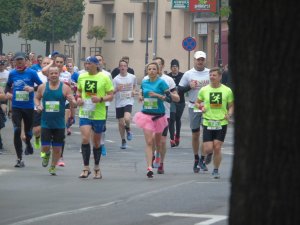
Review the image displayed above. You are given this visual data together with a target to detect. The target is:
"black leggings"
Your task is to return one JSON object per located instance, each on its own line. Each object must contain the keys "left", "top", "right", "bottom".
{"left": 169, "top": 102, "right": 185, "bottom": 140}
{"left": 12, "top": 108, "right": 34, "bottom": 160}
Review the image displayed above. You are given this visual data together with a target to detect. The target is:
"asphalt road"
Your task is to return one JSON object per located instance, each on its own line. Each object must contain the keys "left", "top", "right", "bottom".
{"left": 0, "top": 99, "right": 234, "bottom": 225}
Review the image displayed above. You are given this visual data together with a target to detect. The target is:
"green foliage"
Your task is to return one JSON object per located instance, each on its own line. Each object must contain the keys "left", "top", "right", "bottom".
{"left": 0, "top": 0, "right": 22, "bottom": 34}
{"left": 87, "top": 26, "right": 107, "bottom": 48}
{"left": 19, "top": 0, "right": 85, "bottom": 42}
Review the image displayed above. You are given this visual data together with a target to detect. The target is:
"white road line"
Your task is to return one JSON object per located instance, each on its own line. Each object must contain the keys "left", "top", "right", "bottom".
{"left": 0, "top": 169, "right": 13, "bottom": 175}
{"left": 149, "top": 212, "right": 227, "bottom": 225}
{"left": 7, "top": 201, "right": 122, "bottom": 225}
{"left": 7, "top": 180, "right": 196, "bottom": 225}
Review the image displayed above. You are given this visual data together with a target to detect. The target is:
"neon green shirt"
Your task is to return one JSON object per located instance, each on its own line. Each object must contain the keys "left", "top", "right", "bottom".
{"left": 77, "top": 72, "right": 114, "bottom": 120}
{"left": 198, "top": 84, "right": 234, "bottom": 126}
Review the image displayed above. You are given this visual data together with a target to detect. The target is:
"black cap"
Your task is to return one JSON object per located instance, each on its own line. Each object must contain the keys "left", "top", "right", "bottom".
{"left": 0, "top": 60, "right": 6, "bottom": 65}
{"left": 170, "top": 59, "right": 179, "bottom": 67}
{"left": 14, "top": 52, "right": 26, "bottom": 60}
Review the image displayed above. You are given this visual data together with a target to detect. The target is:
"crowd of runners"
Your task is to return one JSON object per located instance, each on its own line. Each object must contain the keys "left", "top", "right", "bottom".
{"left": 0, "top": 50, "right": 234, "bottom": 179}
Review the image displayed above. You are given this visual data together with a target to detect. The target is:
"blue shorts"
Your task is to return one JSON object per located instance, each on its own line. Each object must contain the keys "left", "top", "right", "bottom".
{"left": 79, "top": 118, "right": 105, "bottom": 134}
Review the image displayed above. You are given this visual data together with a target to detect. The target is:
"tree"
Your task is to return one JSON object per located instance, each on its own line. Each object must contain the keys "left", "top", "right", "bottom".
{"left": 87, "top": 26, "right": 107, "bottom": 48}
{"left": 0, "top": 0, "right": 22, "bottom": 54}
{"left": 19, "top": 0, "right": 85, "bottom": 56}
{"left": 229, "top": 1, "right": 300, "bottom": 225}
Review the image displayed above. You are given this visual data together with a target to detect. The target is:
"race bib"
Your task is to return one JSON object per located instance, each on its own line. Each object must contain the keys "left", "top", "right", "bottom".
{"left": 81, "top": 99, "right": 96, "bottom": 118}
{"left": 45, "top": 101, "right": 59, "bottom": 112}
{"left": 207, "top": 120, "right": 222, "bottom": 130}
{"left": 144, "top": 98, "right": 158, "bottom": 109}
{"left": 15, "top": 91, "right": 29, "bottom": 101}
{"left": 120, "top": 91, "right": 132, "bottom": 100}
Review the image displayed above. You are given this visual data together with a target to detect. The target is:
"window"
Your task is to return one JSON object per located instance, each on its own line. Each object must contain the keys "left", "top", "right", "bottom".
{"left": 128, "top": 14, "right": 134, "bottom": 40}
{"left": 64, "top": 45, "right": 75, "bottom": 59}
{"left": 165, "top": 12, "right": 171, "bottom": 38}
{"left": 88, "top": 14, "right": 94, "bottom": 30}
{"left": 81, "top": 47, "right": 86, "bottom": 60}
{"left": 123, "top": 13, "right": 134, "bottom": 41}
{"left": 141, "top": 12, "right": 152, "bottom": 41}
{"left": 105, "top": 13, "right": 116, "bottom": 40}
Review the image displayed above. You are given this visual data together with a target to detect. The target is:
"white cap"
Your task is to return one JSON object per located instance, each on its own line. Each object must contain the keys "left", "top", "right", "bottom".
{"left": 194, "top": 51, "right": 206, "bottom": 59}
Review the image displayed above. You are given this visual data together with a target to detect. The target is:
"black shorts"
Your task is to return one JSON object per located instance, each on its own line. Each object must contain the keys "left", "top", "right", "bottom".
{"left": 33, "top": 110, "right": 42, "bottom": 127}
{"left": 203, "top": 125, "right": 227, "bottom": 142}
{"left": 65, "top": 103, "right": 70, "bottom": 109}
{"left": 162, "top": 118, "right": 170, "bottom": 137}
{"left": 116, "top": 105, "right": 132, "bottom": 119}
{"left": 41, "top": 128, "right": 65, "bottom": 146}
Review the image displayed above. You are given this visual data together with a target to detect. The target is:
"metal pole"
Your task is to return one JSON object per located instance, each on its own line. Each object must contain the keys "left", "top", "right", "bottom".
{"left": 52, "top": 4, "right": 54, "bottom": 52}
{"left": 218, "top": 0, "right": 222, "bottom": 67}
{"left": 145, "top": 0, "right": 149, "bottom": 66}
{"left": 153, "top": 0, "right": 158, "bottom": 59}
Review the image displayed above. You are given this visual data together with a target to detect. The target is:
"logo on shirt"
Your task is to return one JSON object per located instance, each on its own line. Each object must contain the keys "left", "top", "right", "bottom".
{"left": 209, "top": 92, "right": 222, "bottom": 108}
{"left": 84, "top": 80, "right": 97, "bottom": 95}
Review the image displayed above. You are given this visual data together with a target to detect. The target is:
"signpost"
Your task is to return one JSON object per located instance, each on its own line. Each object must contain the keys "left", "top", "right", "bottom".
{"left": 182, "top": 36, "right": 197, "bottom": 70}
{"left": 172, "top": 0, "right": 189, "bottom": 9}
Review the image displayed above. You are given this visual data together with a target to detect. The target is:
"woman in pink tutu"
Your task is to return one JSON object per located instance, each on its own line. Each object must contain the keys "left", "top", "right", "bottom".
{"left": 133, "top": 62, "right": 171, "bottom": 178}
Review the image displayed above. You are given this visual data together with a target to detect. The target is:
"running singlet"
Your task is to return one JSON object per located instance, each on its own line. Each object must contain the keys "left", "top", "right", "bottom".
{"left": 198, "top": 84, "right": 234, "bottom": 127}
{"left": 41, "top": 82, "right": 66, "bottom": 129}
{"left": 77, "top": 72, "right": 114, "bottom": 120}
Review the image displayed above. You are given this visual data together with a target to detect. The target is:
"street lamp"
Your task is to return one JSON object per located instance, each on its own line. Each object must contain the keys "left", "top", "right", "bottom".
{"left": 145, "top": 0, "right": 150, "bottom": 65}
{"left": 218, "top": 0, "right": 222, "bottom": 68}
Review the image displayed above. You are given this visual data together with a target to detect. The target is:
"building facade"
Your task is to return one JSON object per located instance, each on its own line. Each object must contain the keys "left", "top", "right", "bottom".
{"left": 56, "top": 0, "right": 229, "bottom": 81}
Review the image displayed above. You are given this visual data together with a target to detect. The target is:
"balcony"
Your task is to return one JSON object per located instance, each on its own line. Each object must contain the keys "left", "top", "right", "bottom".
{"left": 89, "top": 0, "right": 114, "bottom": 4}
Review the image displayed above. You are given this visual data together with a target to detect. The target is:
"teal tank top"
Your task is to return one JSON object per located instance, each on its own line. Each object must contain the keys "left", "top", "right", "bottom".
{"left": 41, "top": 82, "right": 66, "bottom": 129}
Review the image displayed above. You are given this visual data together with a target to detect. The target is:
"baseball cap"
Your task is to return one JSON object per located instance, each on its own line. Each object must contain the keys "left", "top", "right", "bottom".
{"left": 0, "top": 60, "right": 6, "bottom": 65}
{"left": 85, "top": 56, "right": 99, "bottom": 65}
{"left": 51, "top": 51, "right": 59, "bottom": 56}
{"left": 194, "top": 51, "right": 206, "bottom": 59}
{"left": 14, "top": 52, "right": 26, "bottom": 60}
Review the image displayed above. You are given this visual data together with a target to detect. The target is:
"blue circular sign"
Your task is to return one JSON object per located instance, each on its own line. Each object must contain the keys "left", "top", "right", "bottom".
{"left": 182, "top": 37, "right": 197, "bottom": 51}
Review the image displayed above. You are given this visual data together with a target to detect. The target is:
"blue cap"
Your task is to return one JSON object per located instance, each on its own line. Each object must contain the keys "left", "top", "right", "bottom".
{"left": 51, "top": 51, "right": 59, "bottom": 56}
{"left": 85, "top": 56, "right": 99, "bottom": 65}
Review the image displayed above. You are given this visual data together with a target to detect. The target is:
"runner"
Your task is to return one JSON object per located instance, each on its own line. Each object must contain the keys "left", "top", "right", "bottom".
{"left": 5, "top": 52, "right": 42, "bottom": 167}
{"left": 133, "top": 62, "right": 171, "bottom": 178}
{"left": 195, "top": 67, "right": 234, "bottom": 178}
{"left": 178, "top": 51, "right": 210, "bottom": 173}
{"left": 113, "top": 59, "right": 137, "bottom": 149}
{"left": 35, "top": 66, "right": 76, "bottom": 175}
{"left": 76, "top": 56, "right": 113, "bottom": 179}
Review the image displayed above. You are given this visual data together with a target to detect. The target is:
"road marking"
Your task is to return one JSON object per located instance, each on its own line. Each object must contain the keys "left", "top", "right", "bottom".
{"left": 149, "top": 212, "right": 227, "bottom": 225}
{"left": 0, "top": 169, "right": 13, "bottom": 175}
{"left": 6, "top": 181, "right": 196, "bottom": 225}
{"left": 7, "top": 201, "right": 123, "bottom": 225}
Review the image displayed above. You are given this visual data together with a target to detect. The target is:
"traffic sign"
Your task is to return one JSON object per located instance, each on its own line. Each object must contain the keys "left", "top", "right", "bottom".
{"left": 182, "top": 36, "right": 196, "bottom": 51}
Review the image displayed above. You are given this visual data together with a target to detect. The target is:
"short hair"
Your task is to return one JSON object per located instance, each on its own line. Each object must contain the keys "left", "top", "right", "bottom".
{"left": 122, "top": 56, "right": 129, "bottom": 60}
{"left": 153, "top": 57, "right": 165, "bottom": 66}
{"left": 209, "top": 67, "right": 222, "bottom": 75}
{"left": 119, "top": 59, "right": 128, "bottom": 66}
{"left": 146, "top": 62, "right": 159, "bottom": 72}
{"left": 54, "top": 54, "right": 65, "bottom": 62}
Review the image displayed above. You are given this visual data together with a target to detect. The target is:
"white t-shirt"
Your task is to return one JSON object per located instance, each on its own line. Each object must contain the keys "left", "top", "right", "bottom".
{"left": 179, "top": 67, "right": 210, "bottom": 108}
{"left": 102, "top": 69, "right": 113, "bottom": 107}
{"left": 143, "top": 74, "right": 176, "bottom": 118}
{"left": 113, "top": 73, "right": 137, "bottom": 108}
{"left": 0, "top": 70, "right": 9, "bottom": 90}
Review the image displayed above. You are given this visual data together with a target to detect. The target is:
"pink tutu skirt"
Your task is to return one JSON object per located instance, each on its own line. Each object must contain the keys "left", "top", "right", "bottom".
{"left": 133, "top": 112, "right": 168, "bottom": 133}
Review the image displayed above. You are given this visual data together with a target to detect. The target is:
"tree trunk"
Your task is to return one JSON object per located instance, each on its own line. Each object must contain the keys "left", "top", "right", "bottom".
{"left": 46, "top": 41, "right": 50, "bottom": 57}
{"left": 0, "top": 33, "right": 3, "bottom": 55}
{"left": 229, "top": 1, "right": 300, "bottom": 225}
